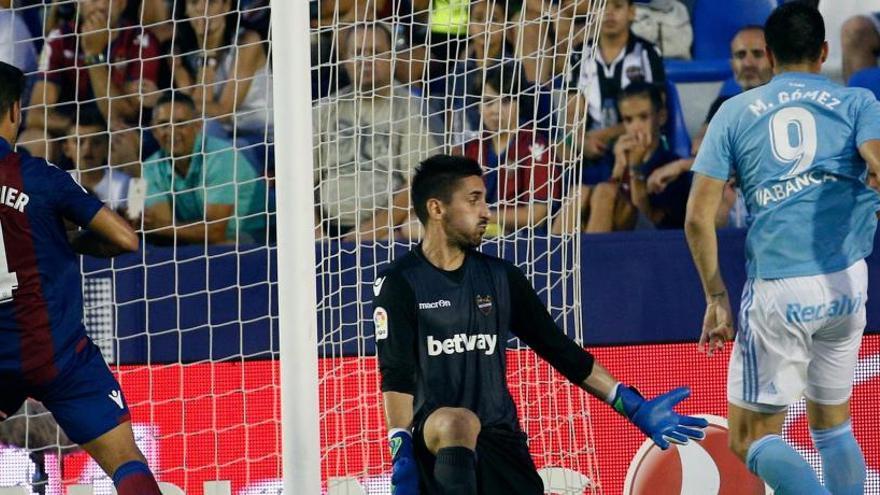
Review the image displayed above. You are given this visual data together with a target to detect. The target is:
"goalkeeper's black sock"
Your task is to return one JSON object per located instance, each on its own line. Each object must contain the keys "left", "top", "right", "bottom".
{"left": 434, "top": 446, "right": 477, "bottom": 495}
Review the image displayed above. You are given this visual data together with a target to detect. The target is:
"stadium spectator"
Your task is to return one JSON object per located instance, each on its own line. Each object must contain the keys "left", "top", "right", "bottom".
{"left": 416, "top": 0, "right": 469, "bottom": 62}
{"left": 680, "top": 26, "right": 772, "bottom": 230}
{"left": 141, "top": 0, "right": 175, "bottom": 44}
{"left": 449, "top": 0, "right": 526, "bottom": 145}
{"left": 172, "top": 0, "right": 274, "bottom": 170}
{"left": 511, "top": 0, "right": 592, "bottom": 84}
{"left": 312, "top": 23, "right": 435, "bottom": 241}
{"left": 610, "top": 81, "right": 690, "bottom": 230}
{"left": 63, "top": 107, "right": 131, "bottom": 212}
{"left": 841, "top": 12, "right": 880, "bottom": 83}
{"left": 554, "top": 82, "right": 689, "bottom": 233}
{"left": 393, "top": 23, "right": 446, "bottom": 142}
{"left": 19, "top": 0, "right": 160, "bottom": 163}
{"left": 691, "top": 26, "right": 773, "bottom": 152}
{"left": 142, "top": 92, "right": 268, "bottom": 245}
{"left": 463, "top": 66, "right": 557, "bottom": 234}
{"left": 569, "top": 0, "right": 665, "bottom": 161}
{"left": 0, "top": 0, "right": 38, "bottom": 75}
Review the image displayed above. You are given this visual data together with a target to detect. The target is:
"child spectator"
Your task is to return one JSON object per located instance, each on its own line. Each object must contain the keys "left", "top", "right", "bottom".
{"left": 568, "top": 0, "right": 665, "bottom": 160}
{"left": 463, "top": 66, "right": 557, "bottom": 234}
{"left": 555, "top": 82, "right": 689, "bottom": 233}
{"left": 63, "top": 107, "right": 131, "bottom": 212}
{"left": 449, "top": 0, "right": 526, "bottom": 145}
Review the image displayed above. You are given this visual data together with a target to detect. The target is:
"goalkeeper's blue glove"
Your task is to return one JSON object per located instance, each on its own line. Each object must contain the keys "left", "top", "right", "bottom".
{"left": 611, "top": 385, "right": 708, "bottom": 450}
{"left": 389, "top": 429, "right": 419, "bottom": 495}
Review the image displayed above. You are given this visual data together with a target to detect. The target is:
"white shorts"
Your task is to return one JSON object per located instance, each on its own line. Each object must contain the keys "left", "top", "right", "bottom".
{"left": 728, "top": 260, "right": 867, "bottom": 413}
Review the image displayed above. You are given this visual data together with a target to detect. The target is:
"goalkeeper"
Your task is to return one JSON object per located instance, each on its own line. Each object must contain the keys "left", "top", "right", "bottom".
{"left": 374, "top": 155, "right": 708, "bottom": 495}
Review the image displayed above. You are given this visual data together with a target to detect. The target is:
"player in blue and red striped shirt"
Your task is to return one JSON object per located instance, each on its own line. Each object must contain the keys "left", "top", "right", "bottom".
{"left": 0, "top": 61, "right": 160, "bottom": 493}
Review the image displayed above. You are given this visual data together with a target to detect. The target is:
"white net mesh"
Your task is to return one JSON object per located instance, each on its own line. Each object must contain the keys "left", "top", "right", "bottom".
{"left": 312, "top": 0, "right": 606, "bottom": 492}
{"left": 1, "top": 0, "right": 609, "bottom": 492}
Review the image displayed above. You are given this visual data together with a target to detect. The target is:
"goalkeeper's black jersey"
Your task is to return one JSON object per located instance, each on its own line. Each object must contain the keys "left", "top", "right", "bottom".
{"left": 374, "top": 245, "right": 594, "bottom": 431}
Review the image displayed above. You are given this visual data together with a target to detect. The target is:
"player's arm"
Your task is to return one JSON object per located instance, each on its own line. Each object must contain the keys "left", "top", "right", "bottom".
{"left": 46, "top": 162, "right": 138, "bottom": 256}
{"left": 374, "top": 273, "right": 419, "bottom": 494}
{"left": 504, "top": 264, "right": 707, "bottom": 449}
{"left": 858, "top": 139, "right": 880, "bottom": 179}
{"left": 70, "top": 207, "right": 139, "bottom": 257}
{"left": 685, "top": 174, "right": 734, "bottom": 354}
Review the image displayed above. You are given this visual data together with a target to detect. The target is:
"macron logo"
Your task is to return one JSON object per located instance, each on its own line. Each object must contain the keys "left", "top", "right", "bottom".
{"left": 427, "top": 334, "right": 497, "bottom": 356}
{"left": 108, "top": 390, "right": 125, "bottom": 410}
{"left": 373, "top": 277, "right": 386, "bottom": 297}
{"left": 418, "top": 299, "right": 452, "bottom": 310}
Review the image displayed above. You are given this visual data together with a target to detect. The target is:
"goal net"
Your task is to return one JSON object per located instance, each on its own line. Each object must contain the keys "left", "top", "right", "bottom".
{"left": 310, "top": 0, "right": 604, "bottom": 493}
{"left": 4, "top": 0, "right": 604, "bottom": 492}
{"left": 2, "top": 0, "right": 280, "bottom": 493}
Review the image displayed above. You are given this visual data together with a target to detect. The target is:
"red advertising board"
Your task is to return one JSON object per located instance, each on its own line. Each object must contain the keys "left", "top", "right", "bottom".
{"left": 2, "top": 336, "right": 877, "bottom": 494}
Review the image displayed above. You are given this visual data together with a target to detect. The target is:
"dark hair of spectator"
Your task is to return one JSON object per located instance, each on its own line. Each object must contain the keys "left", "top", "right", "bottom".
{"left": 62, "top": 0, "right": 141, "bottom": 25}
{"left": 74, "top": 106, "right": 108, "bottom": 130}
{"left": 482, "top": 63, "right": 534, "bottom": 119}
{"left": 764, "top": 3, "right": 825, "bottom": 65}
{"left": 0, "top": 61, "right": 25, "bottom": 120}
{"left": 172, "top": 0, "right": 244, "bottom": 65}
{"left": 412, "top": 155, "right": 484, "bottom": 224}
{"left": 155, "top": 91, "right": 197, "bottom": 112}
{"left": 619, "top": 81, "right": 664, "bottom": 113}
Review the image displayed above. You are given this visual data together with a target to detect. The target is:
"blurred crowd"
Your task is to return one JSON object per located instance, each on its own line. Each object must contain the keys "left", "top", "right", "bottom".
{"left": 1, "top": 0, "right": 272, "bottom": 245}
{"left": 2, "top": 0, "right": 880, "bottom": 245}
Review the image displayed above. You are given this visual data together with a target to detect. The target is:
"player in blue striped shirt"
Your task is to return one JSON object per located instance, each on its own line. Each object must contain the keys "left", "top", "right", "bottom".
{"left": 0, "top": 62, "right": 161, "bottom": 493}
{"left": 686, "top": 5, "right": 880, "bottom": 494}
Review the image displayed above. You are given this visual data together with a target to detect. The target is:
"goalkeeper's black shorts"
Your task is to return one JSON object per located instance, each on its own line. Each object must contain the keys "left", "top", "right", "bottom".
{"left": 413, "top": 415, "right": 545, "bottom": 495}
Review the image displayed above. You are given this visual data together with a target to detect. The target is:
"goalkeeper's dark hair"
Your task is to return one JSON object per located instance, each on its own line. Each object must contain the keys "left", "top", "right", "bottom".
{"left": 764, "top": 2, "right": 825, "bottom": 66}
{"left": 412, "top": 155, "right": 484, "bottom": 224}
{"left": 0, "top": 61, "right": 25, "bottom": 120}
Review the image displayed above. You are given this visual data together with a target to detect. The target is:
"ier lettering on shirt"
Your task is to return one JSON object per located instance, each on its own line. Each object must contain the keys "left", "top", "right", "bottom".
{"left": 0, "top": 185, "right": 30, "bottom": 212}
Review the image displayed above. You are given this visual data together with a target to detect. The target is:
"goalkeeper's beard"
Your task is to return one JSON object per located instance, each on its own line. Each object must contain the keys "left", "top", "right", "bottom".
{"left": 443, "top": 221, "right": 486, "bottom": 250}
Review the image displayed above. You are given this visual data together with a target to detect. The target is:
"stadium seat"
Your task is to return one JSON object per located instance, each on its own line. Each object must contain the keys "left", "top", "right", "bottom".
{"left": 665, "top": 0, "right": 778, "bottom": 83}
{"left": 848, "top": 67, "right": 880, "bottom": 100}
{"left": 718, "top": 76, "right": 742, "bottom": 98}
{"left": 663, "top": 80, "right": 692, "bottom": 158}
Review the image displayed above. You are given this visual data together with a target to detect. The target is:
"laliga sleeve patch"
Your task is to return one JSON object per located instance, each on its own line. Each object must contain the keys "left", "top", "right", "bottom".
{"left": 374, "top": 306, "right": 389, "bottom": 340}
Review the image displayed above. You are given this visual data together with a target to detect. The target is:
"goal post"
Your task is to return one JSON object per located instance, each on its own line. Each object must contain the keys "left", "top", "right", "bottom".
{"left": 271, "top": 1, "right": 321, "bottom": 495}
{"left": 304, "top": 0, "right": 606, "bottom": 492}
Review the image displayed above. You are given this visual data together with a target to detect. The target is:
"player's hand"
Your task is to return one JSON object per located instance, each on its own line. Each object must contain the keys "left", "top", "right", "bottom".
{"left": 389, "top": 430, "right": 419, "bottom": 495}
{"left": 699, "top": 291, "right": 734, "bottom": 356}
{"left": 612, "top": 385, "right": 708, "bottom": 450}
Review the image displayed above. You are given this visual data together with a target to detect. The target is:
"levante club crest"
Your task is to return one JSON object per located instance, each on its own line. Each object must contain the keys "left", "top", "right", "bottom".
{"left": 475, "top": 295, "right": 493, "bottom": 315}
